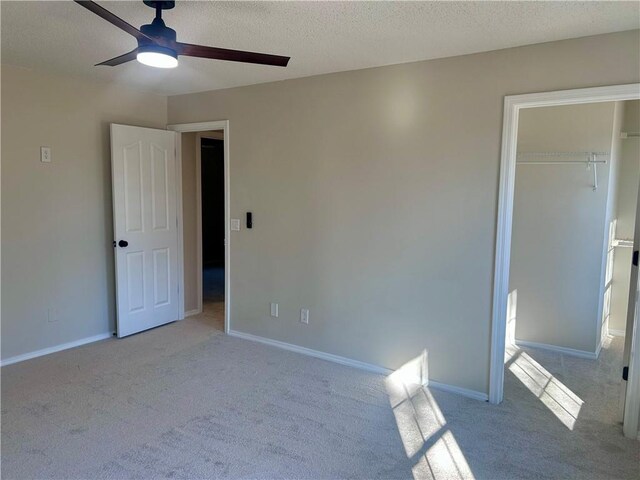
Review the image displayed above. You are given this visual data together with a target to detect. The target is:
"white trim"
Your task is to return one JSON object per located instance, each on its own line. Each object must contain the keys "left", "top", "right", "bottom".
{"left": 490, "top": 84, "right": 640, "bottom": 405}
{"left": 184, "top": 308, "right": 201, "bottom": 318}
{"left": 167, "top": 120, "right": 231, "bottom": 334}
{"left": 168, "top": 121, "right": 226, "bottom": 133}
{"left": 228, "top": 329, "right": 488, "bottom": 401}
{"left": 428, "top": 380, "right": 489, "bottom": 402}
{"left": 595, "top": 336, "right": 604, "bottom": 359}
{"left": 608, "top": 328, "right": 626, "bottom": 337}
{"left": 515, "top": 339, "right": 597, "bottom": 360}
{"left": 0, "top": 333, "right": 112, "bottom": 367}
{"left": 175, "top": 132, "right": 185, "bottom": 320}
{"left": 224, "top": 127, "right": 230, "bottom": 334}
{"left": 195, "top": 133, "right": 203, "bottom": 315}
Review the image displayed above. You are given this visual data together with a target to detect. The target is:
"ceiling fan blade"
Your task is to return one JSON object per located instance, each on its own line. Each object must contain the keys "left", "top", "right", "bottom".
{"left": 96, "top": 49, "right": 139, "bottom": 67}
{"left": 177, "top": 43, "right": 290, "bottom": 67}
{"left": 74, "top": 1, "right": 153, "bottom": 42}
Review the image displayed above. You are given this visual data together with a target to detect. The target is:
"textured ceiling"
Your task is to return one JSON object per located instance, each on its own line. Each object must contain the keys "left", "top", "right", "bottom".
{"left": 2, "top": 1, "right": 638, "bottom": 96}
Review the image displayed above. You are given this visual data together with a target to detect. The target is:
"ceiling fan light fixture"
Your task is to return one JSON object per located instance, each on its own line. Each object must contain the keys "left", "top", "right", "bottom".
{"left": 75, "top": 1, "right": 290, "bottom": 68}
{"left": 136, "top": 45, "right": 178, "bottom": 68}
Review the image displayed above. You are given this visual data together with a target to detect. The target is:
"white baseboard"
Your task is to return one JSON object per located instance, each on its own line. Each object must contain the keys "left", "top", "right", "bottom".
{"left": 184, "top": 309, "right": 201, "bottom": 318}
{"left": 228, "top": 329, "right": 488, "bottom": 401}
{"left": 595, "top": 337, "right": 603, "bottom": 359}
{"left": 428, "top": 380, "right": 489, "bottom": 402}
{"left": 608, "top": 328, "right": 626, "bottom": 337}
{"left": 515, "top": 339, "right": 597, "bottom": 359}
{"left": 1, "top": 332, "right": 113, "bottom": 367}
{"left": 228, "top": 329, "right": 392, "bottom": 375}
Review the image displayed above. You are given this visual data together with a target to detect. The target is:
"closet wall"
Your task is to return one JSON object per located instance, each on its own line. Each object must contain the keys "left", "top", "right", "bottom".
{"left": 609, "top": 101, "right": 640, "bottom": 336}
{"left": 509, "top": 102, "right": 617, "bottom": 353}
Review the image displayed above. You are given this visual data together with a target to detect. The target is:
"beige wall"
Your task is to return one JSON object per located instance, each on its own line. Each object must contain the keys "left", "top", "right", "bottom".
{"left": 168, "top": 31, "right": 640, "bottom": 394}
{"left": 1, "top": 65, "right": 167, "bottom": 360}
{"left": 617, "top": 101, "right": 640, "bottom": 239}
{"left": 181, "top": 132, "right": 198, "bottom": 313}
{"left": 510, "top": 102, "right": 616, "bottom": 352}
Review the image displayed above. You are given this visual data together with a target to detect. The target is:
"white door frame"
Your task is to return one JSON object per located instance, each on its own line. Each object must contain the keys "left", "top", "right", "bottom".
{"left": 489, "top": 84, "right": 640, "bottom": 420}
{"left": 167, "top": 121, "right": 230, "bottom": 334}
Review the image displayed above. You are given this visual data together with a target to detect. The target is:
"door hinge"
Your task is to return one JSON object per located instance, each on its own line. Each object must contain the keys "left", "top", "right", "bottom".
{"left": 623, "top": 366, "right": 629, "bottom": 381}
{"left": 633, "top": 250, "right": 638, "bottom": 267}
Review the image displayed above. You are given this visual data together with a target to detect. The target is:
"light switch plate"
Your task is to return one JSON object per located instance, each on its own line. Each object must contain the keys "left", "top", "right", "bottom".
{"left": 270, "top": 303, "right": 279, "bottom": 318}
{"left": 231, "top": 219, "right": 241, "bottom": 231}
{"left": 47, "top": 307, "right": 59, "bottom": 323}
{"left": 40, "top": 146, "right": 52, "bottom": 163}
{"left": 300, "top": 308, "right": 309, "bottom": 324}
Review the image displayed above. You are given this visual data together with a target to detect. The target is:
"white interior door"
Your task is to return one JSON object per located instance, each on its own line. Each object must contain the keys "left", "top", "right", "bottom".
{"left": 111, "top": 124, "right": 178, "bottom": 337}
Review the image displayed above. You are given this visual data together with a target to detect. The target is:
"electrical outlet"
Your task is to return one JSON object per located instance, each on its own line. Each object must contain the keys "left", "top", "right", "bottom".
{"left": 47, "top": 308, "right": 59, "bottom": 323}
{"left": 40, "top": 146, "right": 52, "bottom": 163}
{"left": 300, "top": 308, "right": 309, "bottom": 324}
{"left": 270, "top": 302, "right": 279, "bottom": 318}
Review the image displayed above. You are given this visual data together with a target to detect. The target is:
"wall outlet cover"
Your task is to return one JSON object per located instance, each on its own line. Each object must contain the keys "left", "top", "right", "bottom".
{"left": 47, "top": 308, "right": 60, "bottom": 323}
{"left": 40, "top": 146, "right": 52, "bottom": 163}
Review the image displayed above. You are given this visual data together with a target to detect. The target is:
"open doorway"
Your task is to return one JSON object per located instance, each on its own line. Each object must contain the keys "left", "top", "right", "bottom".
{"left": 489, "top": 85, "right": 640, "bottom": 440}
{"left": 503, "top": 100, "right": 639, "bottom": 436}
{"left": 200, "top": 133, "right": 225, "bottom": 329}
{"left": 168, "top": 120, "right": 230, "bottom": 334}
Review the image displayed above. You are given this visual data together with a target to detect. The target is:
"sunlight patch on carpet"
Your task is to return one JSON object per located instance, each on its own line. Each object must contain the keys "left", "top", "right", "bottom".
{"left": 385, "top": 351, "right": 475, "bottom": 480}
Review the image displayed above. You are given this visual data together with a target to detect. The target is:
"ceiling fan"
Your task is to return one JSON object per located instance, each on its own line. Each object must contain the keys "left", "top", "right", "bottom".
{"left": 74, "top": 0, "right": 290, "bottom": 69}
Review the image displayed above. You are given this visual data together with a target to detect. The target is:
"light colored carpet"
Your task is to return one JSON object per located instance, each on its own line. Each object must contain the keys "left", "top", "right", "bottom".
{"left": 1, "top": 306, "right": 638, "bottom": 479}
{"left": 199, "top": 300, "right": 225, "bottom": 332}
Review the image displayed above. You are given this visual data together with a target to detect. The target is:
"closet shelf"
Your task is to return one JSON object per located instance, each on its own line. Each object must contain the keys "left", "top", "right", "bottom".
{"left": 613, "top": 239, "right": 634, "bottom": 248}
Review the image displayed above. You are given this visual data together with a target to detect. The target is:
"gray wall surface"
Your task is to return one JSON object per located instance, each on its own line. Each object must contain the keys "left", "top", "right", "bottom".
{"left": 181, "top": 132, "right": 198, "bottom": 314}
{"left": 168, "top": 31, "right": 640, "bottom": 394}
{"left": 1, "top": 66, "right": 168, "bottom": 360}
{"left": 510, "top": 102, "right": 616, "bottom": 353}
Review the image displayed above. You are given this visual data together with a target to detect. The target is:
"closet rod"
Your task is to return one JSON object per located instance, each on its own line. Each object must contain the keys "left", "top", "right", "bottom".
{"left": 515, "top": 152, "right": 609, "bottom": 191}
{"left": 516, "top": 151, "right": 609, "bottom": 158}
{"left": 516, "top": 152, "right": 608, "bottom": 164}
{"left": 515, "top": 159, "right": 607, "bottom": 164}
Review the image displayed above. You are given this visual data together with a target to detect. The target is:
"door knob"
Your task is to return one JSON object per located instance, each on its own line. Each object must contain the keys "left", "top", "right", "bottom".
{"left": 118, "top": 240, "right": 129, "bottom": 248}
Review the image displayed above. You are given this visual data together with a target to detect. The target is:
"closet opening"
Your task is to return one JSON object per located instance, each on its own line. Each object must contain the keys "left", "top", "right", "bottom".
{"left": 502, "top": 99, "right": 639, "bottom": 436}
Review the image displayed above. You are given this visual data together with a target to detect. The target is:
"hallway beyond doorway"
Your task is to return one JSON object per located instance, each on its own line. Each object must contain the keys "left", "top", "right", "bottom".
{"left": 203, "top": 266, "right": 224, "bottom": 303}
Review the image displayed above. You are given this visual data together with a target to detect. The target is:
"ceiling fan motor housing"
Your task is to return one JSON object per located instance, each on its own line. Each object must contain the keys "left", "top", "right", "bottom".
{"left": 140, "top": 18, "right": 176, "bottom": 43}
{"left": 142, "top": 1, "right": 175, "bottom": 11}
